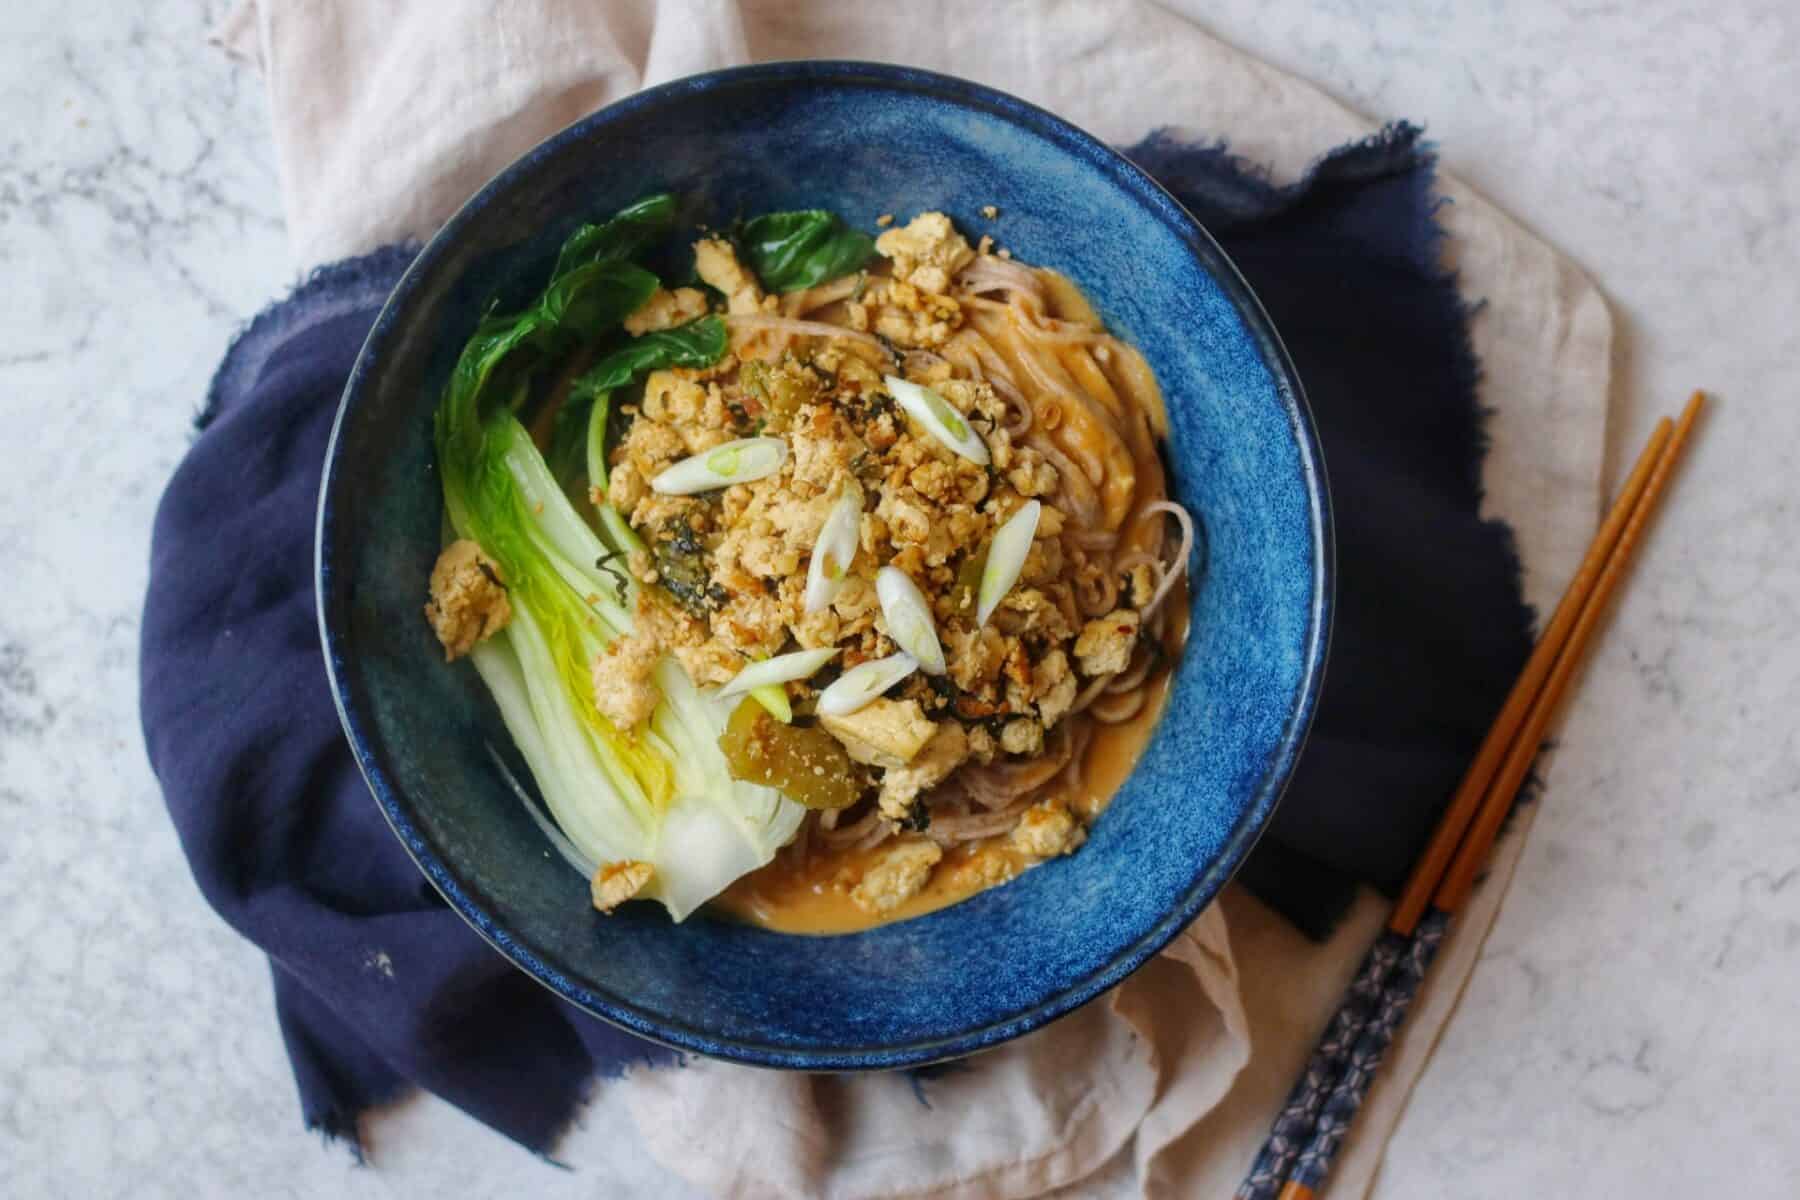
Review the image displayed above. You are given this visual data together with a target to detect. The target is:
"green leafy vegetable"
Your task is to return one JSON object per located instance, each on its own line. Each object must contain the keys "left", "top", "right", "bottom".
{"left": 440, "top": 258, "right": 658, "bottom": 460}
{"left": 579, "top": 317, "right": 729, "bottom": 395}
{"left": 576, "top": 316, "right": 730, "bottom": 553}
{"left": 434, "top": 202, "right": 802, "bottom": 922}
{"left": 548, "top": 316, "right": 728, "bottom": 487}
{"left": 738, "top": 209, "right": 875, "bottom": 293}
{"left": 551, "top": 193, "right": 677, "bottom": 280}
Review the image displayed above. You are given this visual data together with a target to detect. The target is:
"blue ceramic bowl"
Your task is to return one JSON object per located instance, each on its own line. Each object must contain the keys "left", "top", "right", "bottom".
{"left": 318, "top": 62, "right": 1331, "bottom": 1070}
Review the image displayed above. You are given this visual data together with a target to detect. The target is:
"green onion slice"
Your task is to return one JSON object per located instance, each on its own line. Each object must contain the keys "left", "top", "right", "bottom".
{"left": 875, "top": 566, "right": 947, "bottom": 675}
{"left": 817, "top": 652, "right": 920, "bottom": 717}
{"left": 883, "top": 375, "right": 990, "bottom": 465}
{"left": 718, "top": 647, "right": 841, "bottom": 700}
{"left": 804, "top": 480, "right": 864, "bottom": 614}
{"left": 976, "top": 500, "right": 1041, "bottom": 627}
{"left": 651, "top": 437, "right": 788, "bottom": 495}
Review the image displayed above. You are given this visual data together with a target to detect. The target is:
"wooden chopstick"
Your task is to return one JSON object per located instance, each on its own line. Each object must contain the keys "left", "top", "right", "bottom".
{"left": 1268, "top": 391, "right": 1705, "bottom": 1200}
{"left": 1432, "top": 390, "right": 1703, "bottom": 912}
{"left": 1385, "top": 414, "right": 1673, "bottom": 934}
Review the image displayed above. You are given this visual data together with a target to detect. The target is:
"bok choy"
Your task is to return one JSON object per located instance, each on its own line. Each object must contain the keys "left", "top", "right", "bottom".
{"left": 737, "top": 209, "right": 876, "bottom": 292}
{"left": 434, "top": 196, "right": 805, "bottom": 921}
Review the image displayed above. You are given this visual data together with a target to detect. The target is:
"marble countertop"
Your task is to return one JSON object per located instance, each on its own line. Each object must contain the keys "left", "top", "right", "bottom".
{"left": 6, "top": 1, "right": 1797, "bottom": 1196}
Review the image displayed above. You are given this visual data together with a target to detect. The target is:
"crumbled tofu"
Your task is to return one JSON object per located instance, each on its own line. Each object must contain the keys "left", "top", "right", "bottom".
{"left": 693, "top": 236, "right": 766, "bottom": 315}
{"left": 1075, "top": 609, "right": 1141, "bottom": 677}
{"left": 591, "top": 631, "right": 662, "bottom": 729}
{"left": 1000, "top": 718, "right": 1045, "bottom": 756}
{"left": 1127, "top": 562, "right": 1158, "bottom": 609}
{"left": 424, "top": 539, "right": 511, "bottom": 661}
{"left": 606, "top": 461, "right": 647, "bottom": 512}
{"left": 869, "top": 281, "right": 964, "bottom": 347}
{"left": 624, "top": 286, "right": 710, "bottom": 335}
{"left": 1033, "top": 649, "right": 1078, "bottom": 727}
{"left": 619, "top": 415, "right": 687, "bottom": 481}
{"left": 591, "top": 861, "right": 653, "bottom": 913}
{"left": 1000, "top": 587, "right": 1073, "bottom": 642}
{"left": 1005, "top": 448, "right": 1059, "bottom": 498}
{"left": 875, "top": 212, "right": 895, "bottom": 227}
{"left": 820, "top": 699, "right": 936, "bottom": 769}
{"left": 850, "top": 839, "right": 943, "bottom": 915}
{"left": 788, "top": 406, "right": 868, "bottom": 492}
{"left": 832, "top": 574, "right": 882, "bottom": 638}
{"left": 876, "top": 488, "right": 932, "bottom": 546}
{"left": 949, "top": 849, "right": 1015, "bottom": 891}
{"left": 945, "top": 623, "right": 1009, "bottom": 693}
{"left": 641, "top": 370, "right": 709, "bottom": 424}
{"left": 877, "top": 722, "right": 970, "bottom": 819}
{"left": 712, "top": 586, "right": 788, "bottom": 660}
{"left": 711, "top": 484, "right": 835, "bottom": 609}
{"left": 875, "top": 212, "right": 976, "bottom": 294}
{"left": 1009, "top": 801, "right": 1084, "bottom": 860}
{"left": 980, "top": 204, "right": 999, "bottom": 219}
{"left": 966, "top": 724, "right": 997, "bottom": 765}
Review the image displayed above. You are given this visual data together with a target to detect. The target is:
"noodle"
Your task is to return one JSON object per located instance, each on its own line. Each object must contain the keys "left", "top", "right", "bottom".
{"left": 1070, "top": 671, "right": 1116, "bottom": 717}
{"left": 1068, "top": 528, "right": 1120, "bottom": 552}
{"left": 954, "top": 255, "right": 1045, "bottom": 300}
{"left": 782, "top": 273, "right": 865, "bottom": 317}
{"left": 928, "top": 796, "right": 1036, "bottom": 843}
{"left": 1089, "top": 688, "right": 1148, "bottom": 725}
{"left": 785, "top": 816, "right": 812, "bottom": 870}
{"left": 1024, "top": 431, "right": 1099, "bottom": 526}
{"left": 1072, "top": 554, "right": 1119, "bottom": 617}
{"left": 1133, "top": 500, "right": 1196, "bottom": 619}
{"left": 1105, "top": 646, "right": 1159, "bottom": 696}
{"left": 852, "top": 819, "right": 897, "bottom": 852}
{"left": 959, "top": 723, "right": 1075, "bottom": 804}
{"left": 820, "top": 806, "right": 887, "bottom": 848}
{"left": 1017, "top": 317, "right": 1104, "bottom": 347}
{"left": 725, "top": 313, "right": 888, "bottom": 354}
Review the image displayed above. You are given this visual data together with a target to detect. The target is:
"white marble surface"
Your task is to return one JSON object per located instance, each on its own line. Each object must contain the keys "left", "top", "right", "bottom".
{"left": 3, "top": 1, "right": 1797, "bottom": 1197}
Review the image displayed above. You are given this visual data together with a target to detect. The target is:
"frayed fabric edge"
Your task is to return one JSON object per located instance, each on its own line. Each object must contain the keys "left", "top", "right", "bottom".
{"left": 198, "top": 242, "right": 420, "bottom": 432}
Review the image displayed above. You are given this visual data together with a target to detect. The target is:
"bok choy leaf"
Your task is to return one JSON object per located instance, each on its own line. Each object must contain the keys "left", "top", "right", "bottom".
{"left": 738, "top": 209, "right": 875, "bottom": 292}
{"left": 547, "top": 315, "right": 728, "bottom": 488}
{"left": 434, "top": 202, "right": 802, "bottom": 921}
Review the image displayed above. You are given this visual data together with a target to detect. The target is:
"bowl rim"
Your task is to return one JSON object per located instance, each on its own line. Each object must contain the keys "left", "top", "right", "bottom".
{"left": 317, "top": 59, "right": 1334, "bottom": 1070}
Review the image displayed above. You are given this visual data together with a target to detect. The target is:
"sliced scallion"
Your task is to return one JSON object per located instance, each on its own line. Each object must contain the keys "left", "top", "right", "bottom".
{"left": 804, "top": 481, "right": 864, "bottom": 614}
{"left": 749, "top": 684, "right": 794, "bottom": 724}
{"left": 883, "top": 375, "right": 990, "bottom": 465}
{"left": 976, "top": 500, "right": 1041, "bottom": 627}
{"left": 718, "top": 647, "right": 841, "bottom": 700}
{"left": 651, "top": 437, "right": 788, "bottom": 495}
{"left": 816, "top": 652, "right": 920, "bottom": 716}
{"left": 875, "top": 566, "right": 947, "bottom": 675}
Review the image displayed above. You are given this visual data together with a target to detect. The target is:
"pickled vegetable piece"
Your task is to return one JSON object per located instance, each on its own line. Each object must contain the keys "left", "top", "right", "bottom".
{"left": 719, "top": 699, "right": 860, "bottom": 810}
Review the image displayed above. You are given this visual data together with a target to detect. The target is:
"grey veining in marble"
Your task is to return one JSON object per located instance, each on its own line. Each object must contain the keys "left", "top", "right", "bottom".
{"left": 5, "top": 1, "right": 1799, "bottom": 1197}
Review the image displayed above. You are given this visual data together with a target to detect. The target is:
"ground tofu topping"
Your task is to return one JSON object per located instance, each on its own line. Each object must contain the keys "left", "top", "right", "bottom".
{"left": 598, "top": 219, "right": 1180, "bottom": 863}
{"left": 425, "top": 539, "right": 512, "bottom": 661}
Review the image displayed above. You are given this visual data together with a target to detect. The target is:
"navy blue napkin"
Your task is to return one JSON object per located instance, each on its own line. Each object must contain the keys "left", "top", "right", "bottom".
{"left": 139, "top": 122, "right": 1530, "bottom": 1153}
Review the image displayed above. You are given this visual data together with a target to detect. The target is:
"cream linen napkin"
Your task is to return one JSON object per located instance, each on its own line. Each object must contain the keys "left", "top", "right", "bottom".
{"left": 215, "top": 2, "right": 1612, "bottom": 1195}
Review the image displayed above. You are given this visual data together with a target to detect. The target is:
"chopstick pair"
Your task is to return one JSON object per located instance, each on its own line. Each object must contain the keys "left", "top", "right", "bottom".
{"left": 1237, "top": 392, "right": 1706, "bottom": 1200}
